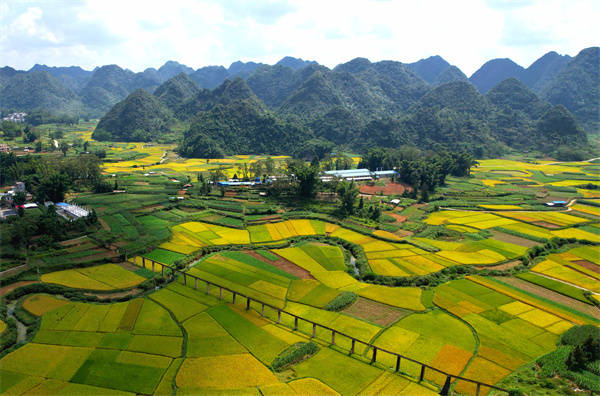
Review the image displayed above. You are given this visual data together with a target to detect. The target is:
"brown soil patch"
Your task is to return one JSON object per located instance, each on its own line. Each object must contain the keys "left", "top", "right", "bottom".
{"left": 224, "top": 191, "right": 237, "bottom": 197}
{"left": 494, "top": 276, "right": 600, "bottom": 320}
{"left": 489, "top": 230, "right": 542, "bottom": 248}
{"left": 98, "top": 218, "right": 110, "bottom": 231}
{"left": 85, "top": 288, "right": 140, "bottom": 300}
{"left": 75, "top": 250, "right": 119, "bottom": 263}
{"left": 359, "top": 182, "right": 411, "bottom": 196}
{"left": 532, "top": 221, "right": 560, "bottom": 229}
{"left": 59, "top": 236, "right": 89, "bottom": 247}
{"left": 179, "top": 206, "right": 202, "bottom": 213}
{"left": 343, "top": 297, "right": 409, "bottom": 326}
{"left": 572, "top": 260, "right": 600, "bottom": 274}
{"left": 133, "top": 204, "right": 164, "bottom": 213}
{"left": 475, "top": 260, "right": 521, "bottom": 271}
{"left": 247, "top": 250, "right": 314, "bottom": 280}
{"left": 118, "top": 261, "right": 140, "bottom": 271}
{"left": 386, "top": 212, "right": 407, "bottom": 224}
{"left": 0, "top": 281, "right": 38, "bottom": 297}
{"left": 134, "top": 181, "right": 149, "bottom": 185}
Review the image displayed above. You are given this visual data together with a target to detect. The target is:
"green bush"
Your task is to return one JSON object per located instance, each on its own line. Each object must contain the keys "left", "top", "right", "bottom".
{"left": 324, "top": 292, "right": 357, "bottom": 311}
{"left": 271, "top": 342, "right": 319, "bottom": 372}
{"left": 561, "top": 325, "right": 600, "bottom": 346}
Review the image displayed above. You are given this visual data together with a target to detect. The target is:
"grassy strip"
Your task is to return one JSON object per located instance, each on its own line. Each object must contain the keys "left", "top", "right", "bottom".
{"left": 324, "top": 292, "right": 357, "bottom": 311}
{"left": 271, "top": 342, "right": 319, "bottom": 372}
{"left": 515, "top": 272, "right": 591, "bottom": 304}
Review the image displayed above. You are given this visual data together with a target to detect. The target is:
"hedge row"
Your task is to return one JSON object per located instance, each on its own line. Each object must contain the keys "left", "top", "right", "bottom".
{"left": 271, "top": 342, "right": 319, "bottom": 372}
{"left": 325, "top": 292, "right": 357, "bottom": 311}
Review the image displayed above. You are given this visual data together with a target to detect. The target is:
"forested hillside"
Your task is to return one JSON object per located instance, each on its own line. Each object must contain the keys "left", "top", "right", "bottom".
{"left": 1, "top": 48, "right": 597, "bottom": 153}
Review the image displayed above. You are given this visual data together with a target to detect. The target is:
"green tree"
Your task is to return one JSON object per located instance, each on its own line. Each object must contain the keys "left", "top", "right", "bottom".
{"left": 337, "top": 180, "right": 359, "bottom": 216}
{"left": 59, "top": 141, "right": 69, "bottom": 157}
{"left": 288, "top": 161, "right": 320, "bottom": 199}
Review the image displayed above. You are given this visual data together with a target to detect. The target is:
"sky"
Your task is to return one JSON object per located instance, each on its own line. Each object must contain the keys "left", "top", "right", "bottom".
{"left": 0, "top": 0, "right": 597, "bottom": 77}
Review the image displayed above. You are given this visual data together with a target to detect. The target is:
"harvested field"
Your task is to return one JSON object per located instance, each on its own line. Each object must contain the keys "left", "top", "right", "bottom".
{"left": 574, "top": 260, "right": 600, "bottom": 274}
{"left": 493, "top": 276, "right": 600, "bottom": 320}
{"left": 360, "top": 182, "right": 411, "bottom": 196}
{"left": 387, "top": 212, "right": 407, "bottom": 223}
{"left": 117, "top": 261, "right": 140, "bottom": 272}
{"left": 489, "top": 230, "right": 541, "bottom": 248}
{"left": 532, "top": 221, "right": 560, "bottom": 229}
{"left": 246, "top": 250, "right": 314, "bottom": 279}
{"left": 343, "top": 297, "right": 409, "bottom": 326}
{"left": 59, "top": 236, "right": 90, "bottom": 247}
{"left": 98, "top": 218, "right": 110, "bottom": 231}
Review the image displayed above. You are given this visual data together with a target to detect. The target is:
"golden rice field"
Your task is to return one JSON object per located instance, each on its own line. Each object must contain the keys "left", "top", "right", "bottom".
{"left": 144, "top": 219, "right": 536, "bottom": 284}
{"left": 531, "top": 246, "right": 600, "bottom": 292}
{"left": 425, "top": 210, "right": 600, "bottom": 242}
{"left": 40, "top": 264, "right": 146, "bottom": 290}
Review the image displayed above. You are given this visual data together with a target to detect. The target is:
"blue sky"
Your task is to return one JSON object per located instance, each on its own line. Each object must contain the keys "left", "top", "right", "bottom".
{"left": 1, "top": 0, "right": 597, "bottom": 76}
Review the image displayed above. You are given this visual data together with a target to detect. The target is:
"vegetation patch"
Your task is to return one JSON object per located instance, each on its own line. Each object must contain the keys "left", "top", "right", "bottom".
{"left": 270, "top": 341, "right": 319, "bottom": 372}
{"left": 324, "top": 291, "right": 358, "bottom": 311}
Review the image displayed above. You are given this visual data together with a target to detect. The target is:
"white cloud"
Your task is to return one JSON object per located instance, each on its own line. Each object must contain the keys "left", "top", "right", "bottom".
{"left": 0, "top": 0, "right": 597, "bottom": 75}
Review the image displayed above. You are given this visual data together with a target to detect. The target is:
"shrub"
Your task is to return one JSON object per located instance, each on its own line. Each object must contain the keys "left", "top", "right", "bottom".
{"left": 561, "top": 325, "right": 600, "bottom": 347}
{"left": 271, "top": 342, "right": 319, "bottom": 372}
{"left": 324, "top": 292, "right": 357, "bottom": 311}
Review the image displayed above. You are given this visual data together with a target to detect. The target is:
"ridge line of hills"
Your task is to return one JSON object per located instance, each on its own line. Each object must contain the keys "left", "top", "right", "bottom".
{"left": 1, "top": 47, "right": 597, "bottom": 133}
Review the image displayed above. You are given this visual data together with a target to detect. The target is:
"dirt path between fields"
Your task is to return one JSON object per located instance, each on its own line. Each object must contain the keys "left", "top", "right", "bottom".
{"left": 476, "top": 260, "right": 521, "bottom": 271}
{"left": 84, "top": 288, "right": 141, "bottom": 300}
{"left": 0, "top": 281, "right": 38, "bottom": 297}
{"left": 493, "top": 276, "right": 600, "bottom": 320}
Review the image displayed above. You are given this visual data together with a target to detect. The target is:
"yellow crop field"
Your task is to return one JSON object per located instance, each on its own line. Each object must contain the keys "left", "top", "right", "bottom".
{"left": 467, "top": 276, "right": 592, "bottom": 325}
{"left": 571, "top": 204, "right": 600, "bottom": 216}
{"left": 312, "top": 270, "right": 358, "bottom": 289}
{"left": 481, "top": 179, "right": 504, "bottom": 187}
{"left": 373, "top": 230, "right": 404, "bottom": 241}
{"left": 288, "top": 219, "right": 316, "bottom": 235}
{"left": 360, "top": 285, "right": 424, "bottom": 310}
{"left": 498, "top": 301, "right": 534, "bottom": 316}
{"left": 436, "top": 250, "right": 503, "bottom": 264}
{"left": 453, "top": 357, "right": 511, "bottom": 396}
{"left": 369, "top": 259, "right": 410, "bottom": 276}
{"left": 41, "top": 264, "right": 145, "bottom": 290}
{"left": 532, "top": 256, "right": 600, "bottom": 292}
{"left": 276, "top": 247, "right": 325, "bottom": 273}
{"left": 545, "top": 320, "right": 574, "bottom": 335}
{"left": 158, "top": 241, "right": 198, "bottom": 254}
{"left": 518, "top": 308, "right": 562, "bottom": 328}
{"left": 366, "top": 249, "right": 415, "bottom": 259}
{"left": 288, "top": 378, "right": 340, "bottom": 395}
{"left": 23, "top": 294, "right": 70, "bottom": 316}
{"left": 361, "top": 240, "right": 398, "bottom": 252}
{"left": 176, "top": 354, "right": 279, "bottom": 389}
{"left": 551, "top": 228, "right": 600, "bottom": 242}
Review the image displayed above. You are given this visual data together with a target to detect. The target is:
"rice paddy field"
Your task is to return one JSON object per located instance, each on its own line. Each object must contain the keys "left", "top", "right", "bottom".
{"left": 40, "top": 263, "right": 146, "bottom": 290}
{"left": 3, "top": 144, "right": 600, "bottom": 396}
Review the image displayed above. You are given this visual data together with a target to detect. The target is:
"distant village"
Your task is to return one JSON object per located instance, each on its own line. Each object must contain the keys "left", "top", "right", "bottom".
{"left": 1, "top": 112, "right": 27, "bottom": 123}
{"left": 0, "top": 181, "right": 90, "bottom": 221}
